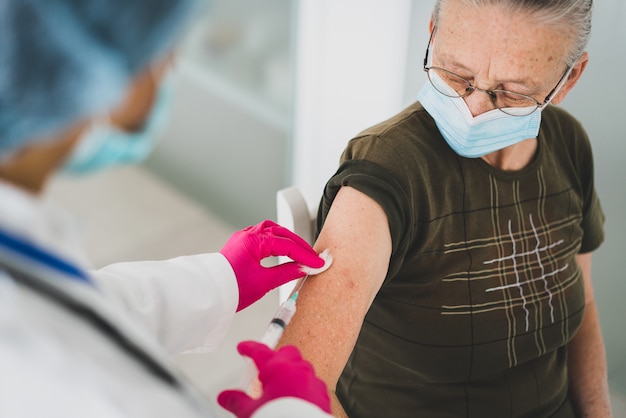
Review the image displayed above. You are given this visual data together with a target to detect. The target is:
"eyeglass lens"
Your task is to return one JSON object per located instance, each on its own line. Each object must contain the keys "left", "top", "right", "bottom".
{"left": 427, "top": 67, "right": 539, "bottom": 116}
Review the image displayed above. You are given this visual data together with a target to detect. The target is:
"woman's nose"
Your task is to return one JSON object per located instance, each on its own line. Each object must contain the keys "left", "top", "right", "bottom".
{"left": 462, "top": 89, "right": 497, "bottom": 117}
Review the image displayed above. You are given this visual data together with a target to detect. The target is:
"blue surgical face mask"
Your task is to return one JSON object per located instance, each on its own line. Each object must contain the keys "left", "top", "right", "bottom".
{"left": 417, "top": 71, "right": 542, "bottom": 158}
{"left": 62, "top": 70, "right": 175, "bottom": 175}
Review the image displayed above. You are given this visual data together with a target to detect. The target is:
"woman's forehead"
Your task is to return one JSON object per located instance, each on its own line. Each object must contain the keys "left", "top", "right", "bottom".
{"left": 434, "top": 3, "right": 570, "bottom": 81}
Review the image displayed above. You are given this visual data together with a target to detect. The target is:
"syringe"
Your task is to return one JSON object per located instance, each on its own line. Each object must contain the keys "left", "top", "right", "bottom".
{"left": 259, "top": 290, "right": 299, "bottom": 348}
{"left": 240, "top": 290, "right": 300, "bottom": 391}
{"left": 239, "top": 249, "right": 332, "bottom": 392}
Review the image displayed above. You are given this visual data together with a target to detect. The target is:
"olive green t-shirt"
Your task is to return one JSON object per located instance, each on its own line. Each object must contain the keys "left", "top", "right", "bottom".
{"left": 317, "top": 102, "right": 604, "bottom": 417}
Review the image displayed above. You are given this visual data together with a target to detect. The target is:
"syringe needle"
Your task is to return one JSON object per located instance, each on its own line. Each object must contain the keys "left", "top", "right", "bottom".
{"left": 293, "top": 275, "right": 309, "bottom": 295}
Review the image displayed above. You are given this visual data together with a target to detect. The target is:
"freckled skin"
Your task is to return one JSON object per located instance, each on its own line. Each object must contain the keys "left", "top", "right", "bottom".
{"left": 435, "top": 3, "right": 571, "bottom": 106}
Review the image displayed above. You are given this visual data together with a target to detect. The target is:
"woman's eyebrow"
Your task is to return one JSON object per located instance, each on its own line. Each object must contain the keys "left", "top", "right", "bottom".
{"left": 438, "top": 55, "right": 542, "bottom": 92}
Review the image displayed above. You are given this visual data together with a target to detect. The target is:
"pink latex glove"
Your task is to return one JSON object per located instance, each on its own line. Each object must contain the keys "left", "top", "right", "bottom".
{"left": 220, "top": 220, "right": 324, "bottom": 312}
{"left": 218, "top": 341, "right": 331, "bottom": 418}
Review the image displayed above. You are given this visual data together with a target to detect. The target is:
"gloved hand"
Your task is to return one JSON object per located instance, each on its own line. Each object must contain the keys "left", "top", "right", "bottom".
{"left": 220, "top": 220, "right": 324, "bottom": 312}
{"left": 218, "top": 341, "right": 331, "bottom": 418}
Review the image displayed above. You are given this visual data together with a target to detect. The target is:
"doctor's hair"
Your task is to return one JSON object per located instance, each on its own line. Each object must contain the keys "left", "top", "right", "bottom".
{"left": 433, "top": 0, "right": 593, "bottom": 67}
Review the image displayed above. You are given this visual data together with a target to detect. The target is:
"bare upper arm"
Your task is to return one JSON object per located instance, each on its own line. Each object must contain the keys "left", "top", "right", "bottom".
{"left": 575, "top": 252, "right": 594, "bottom": 305}
{"left": 278, "top": 185, "right": 392, "bottom": 390}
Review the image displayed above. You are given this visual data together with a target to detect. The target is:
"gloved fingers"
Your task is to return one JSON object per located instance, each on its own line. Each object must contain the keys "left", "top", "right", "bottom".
{"left": 273, "top": 344, "right": 304, "bottom": 362}
{"left": 253, "top": 221, "right": 323, "bottom": 266}
{"left": 217, "top": 389, "right": 255, "bottom": 417}
{"left": 256, "top": 345, "right": 310, "bottom": 390}
{"left": 249, "top": 219, "right": 280, "bottom": 234}
{"left": 264, "top": 222, "right": 315, "bottom": 252}
{"left": 261, "top": 234, "right": 324, "bottom": 269}
{"left": 230, "top": 220, "right": 278, "bottom": 245}
{"left": 263, "top": 262, "right": 309, "bottom": 288}
{"left": 255, "top": 346, "right": 332, "bottom": 414}
{"left": 238, "top": 220, "right": 324, "bottom": 268}
{"left": 256, "top": 345, "right": 307, "bottom": 381}
{"left": 237, "top": 340, "right": 275, "bottom": 370}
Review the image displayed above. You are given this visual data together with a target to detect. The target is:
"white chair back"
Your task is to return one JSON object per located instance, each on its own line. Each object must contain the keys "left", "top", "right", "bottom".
{"left": 276, "top": 186, "right": 317, "bottom": 302}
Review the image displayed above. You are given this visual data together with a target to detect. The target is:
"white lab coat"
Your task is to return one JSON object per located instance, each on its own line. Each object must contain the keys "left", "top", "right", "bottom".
{"left": 0, "top": 179, "right": 331, "bottom": 418}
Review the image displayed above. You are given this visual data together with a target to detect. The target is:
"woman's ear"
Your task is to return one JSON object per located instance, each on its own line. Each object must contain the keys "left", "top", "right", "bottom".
{"left": 550, "top": 52, "right": 589, "bottom": 105}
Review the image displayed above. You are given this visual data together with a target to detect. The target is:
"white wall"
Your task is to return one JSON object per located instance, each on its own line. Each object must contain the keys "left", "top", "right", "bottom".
{"left": 290, "top": 0, "right": 414, "bottom": 208}
{"left": 146, "top": 2, "right": 297, "bottom": 228}
{"left": 146, "top": 61, "right": 290, "bottom": 228}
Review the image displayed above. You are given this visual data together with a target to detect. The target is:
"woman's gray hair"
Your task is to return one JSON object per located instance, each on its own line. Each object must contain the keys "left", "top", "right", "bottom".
{"left": 433, "top": 0, "right": 593, "bottom": 66}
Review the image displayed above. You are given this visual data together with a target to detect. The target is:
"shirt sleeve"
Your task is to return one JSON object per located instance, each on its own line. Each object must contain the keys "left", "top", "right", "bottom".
{"left": 567, "top": 112, "right": 605, "bottom": 253}
{"left": 579, "top": 189, "right": 604, "bottom": 253}
{"left": 317, "top": 156, "right": 415, "bottom": 282}
{"left": 90, "top": 252, "right": 238, "bottom": 354}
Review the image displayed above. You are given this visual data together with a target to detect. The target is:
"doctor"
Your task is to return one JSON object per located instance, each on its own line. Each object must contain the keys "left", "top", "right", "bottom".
{"left": 0, "top": 0, "right": 332, "bottom": 417}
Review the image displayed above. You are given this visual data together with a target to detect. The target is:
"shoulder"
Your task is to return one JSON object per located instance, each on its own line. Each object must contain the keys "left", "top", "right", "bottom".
{"left": 322, "top": 103, "right": 446, "bottom": 261}
{"left": 342, "top": 101, "right": 444, "bottom": 165}
{"left": 540, "top": 105, "right": 593, "bottom": 166}
{"left": 357, "top": 101, "right": 434, "bottom": 138}
{"left": 541, "top": 105, "right": 589, "bottom": 146}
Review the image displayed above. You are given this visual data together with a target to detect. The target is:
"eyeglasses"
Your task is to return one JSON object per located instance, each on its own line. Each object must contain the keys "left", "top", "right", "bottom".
{"left": 422, "top": 28, "right": 571, "bottom": 117}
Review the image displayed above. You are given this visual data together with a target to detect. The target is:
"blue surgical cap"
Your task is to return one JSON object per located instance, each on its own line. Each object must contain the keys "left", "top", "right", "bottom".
{"left": 0, "top": 0, "right": 201, "bottom": 156}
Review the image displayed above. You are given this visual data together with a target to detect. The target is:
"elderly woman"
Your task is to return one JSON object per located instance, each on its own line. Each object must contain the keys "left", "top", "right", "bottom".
{"left": 277, "top": 0, "right": 611, "bottom": 417}
{"left": 0, "top": 0, "right": 332, "bottom": 417}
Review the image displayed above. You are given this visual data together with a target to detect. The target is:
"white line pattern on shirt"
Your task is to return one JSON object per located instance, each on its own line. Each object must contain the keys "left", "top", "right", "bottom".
{"left": 483, "top": 215, "right": 567, "bottom": 331}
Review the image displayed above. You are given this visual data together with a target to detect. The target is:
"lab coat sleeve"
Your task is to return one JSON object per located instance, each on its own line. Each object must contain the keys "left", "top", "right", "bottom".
{"left": 253, "top": 398, "right": 334, "bottom": 418}
{"left": 90, "top": 253, "right": 239, "bottom": 354}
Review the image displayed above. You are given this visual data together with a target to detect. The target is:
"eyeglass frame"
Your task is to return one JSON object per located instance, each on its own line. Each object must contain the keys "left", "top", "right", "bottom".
{"left": 422, "top": 27, "right": 572, "bottom": 116}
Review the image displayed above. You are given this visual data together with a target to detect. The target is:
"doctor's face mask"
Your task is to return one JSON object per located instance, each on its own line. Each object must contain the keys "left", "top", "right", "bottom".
{"left": 62, "top": 69, "right": 175, "bottom": 175}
